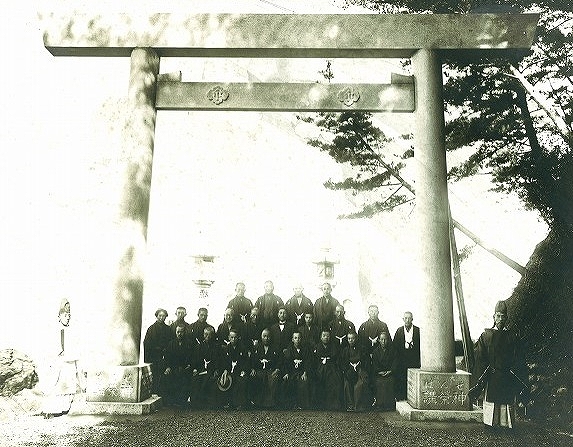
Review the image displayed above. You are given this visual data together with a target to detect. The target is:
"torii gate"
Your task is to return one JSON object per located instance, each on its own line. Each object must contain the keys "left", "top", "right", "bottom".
{"left": 41, "top": 13, "right": 538, "bottom": 416}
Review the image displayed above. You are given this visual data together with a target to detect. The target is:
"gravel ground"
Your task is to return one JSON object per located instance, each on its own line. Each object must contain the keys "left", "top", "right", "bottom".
{"left": 1, "top": 408, "right": 572, "bottom": 447}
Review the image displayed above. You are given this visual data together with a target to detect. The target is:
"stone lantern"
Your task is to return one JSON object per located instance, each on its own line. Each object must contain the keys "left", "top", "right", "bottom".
{"left": 192, "top": 255, "right": 217, "bottom": 307}
{"left": 313, "top": 247, "right": 339, "bottom": 285}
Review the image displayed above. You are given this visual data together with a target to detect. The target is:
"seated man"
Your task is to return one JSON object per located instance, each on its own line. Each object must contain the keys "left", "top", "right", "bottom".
{"left": 249, "top": 329, "right": 281, "bottom": 408}
{"left": 313, "top": 330, "right": 343, "bottom": 411}
{"left": 163, "top": 324, "right": 193, "bottom": 406}
{"left": 281, "top": 331, "right": 313, "bottom": 410}
{"left": 190, "top": 326, "right": 221, "bottom": 409}
{"left": 339, "top": 331, "right": 370, "bottom": 412}
{"left": 219, "top": 329, "right": 249, "bottom": 409}
{"left": 370, "top": 331, "right": 397, "bottom": 411}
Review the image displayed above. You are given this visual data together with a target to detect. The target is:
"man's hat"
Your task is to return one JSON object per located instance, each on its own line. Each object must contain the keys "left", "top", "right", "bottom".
{"left": 494, "top": 300, "right": 507, "bottom": 314}
{"left": 218, "top": 371, "right": 232, "bottom": 392}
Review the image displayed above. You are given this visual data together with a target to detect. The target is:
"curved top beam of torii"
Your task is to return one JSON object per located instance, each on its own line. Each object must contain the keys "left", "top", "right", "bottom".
{"left": 40, "top": 13, "right": 539, "bottom": 58}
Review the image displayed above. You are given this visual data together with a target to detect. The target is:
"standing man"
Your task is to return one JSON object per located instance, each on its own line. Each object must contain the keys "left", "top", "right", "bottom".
{"left": 170, "top": 306, "right": 193, "bottom": 341}
{"left": 299, "top": 311, "right": 321, "bottom": 351}
{"left": 227, "top": 282, "right": 253, "bottom": 324}
{"left": 255, "top": 280, "right": 284, "bottom": 330}
{"left": 393, "top": 311, "right": 421, "bottom": 401}
{"left": 358, "top": 304, "right": 391, "bottom": 354}
{"left": 269, "top": 307, "right": 296, "bottom": 354}
{"left": 314, "top": 282, "right": 340, "bottom": 332}
{"left": 329, "top": 305, "right": 356, "bottom": 348}
{"left": 143, "top": 308, "right": 172, "bottom": 395}
{"left": 282, "top": 331, "right": 313, "bottom": 410}
{"left": 284, "top": 283, "right": 314, "bottom": 327}
{"left": 188, "top": 307, "right": 215, "bottom": 346}
{"left": 471, "top": 301, "right": 526, "bottom": 430}
{"left": 216, "top": 308, "right": 243, "bottom": 347}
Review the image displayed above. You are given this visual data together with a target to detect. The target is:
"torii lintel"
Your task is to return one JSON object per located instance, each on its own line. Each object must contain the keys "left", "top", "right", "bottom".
{"left": 41, "top": 13, "right": 539, "bottom": 59}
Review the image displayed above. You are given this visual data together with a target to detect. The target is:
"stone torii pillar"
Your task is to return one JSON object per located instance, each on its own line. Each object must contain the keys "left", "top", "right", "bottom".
{"left": 40, "top": 12, "right": 538, "bottom": 416}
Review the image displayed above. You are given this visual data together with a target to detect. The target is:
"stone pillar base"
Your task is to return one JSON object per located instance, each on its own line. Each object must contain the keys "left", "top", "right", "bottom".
{"left": 396, "top": 400, "right": 483, "bottom": 422}
{"left": 86, "top": 364, "right": 152, "bottom": 403}
{"left": 408, "top": 368, "right": 471, "bottom": 411}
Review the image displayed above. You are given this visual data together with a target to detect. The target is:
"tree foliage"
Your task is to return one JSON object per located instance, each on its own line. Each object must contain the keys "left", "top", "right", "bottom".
{"left": 305, "top": 0, "right": 573, "bottom": 425}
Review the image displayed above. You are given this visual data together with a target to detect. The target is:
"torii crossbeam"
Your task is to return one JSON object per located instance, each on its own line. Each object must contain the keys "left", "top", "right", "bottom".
{"left": 40, "top": 12, "right": 538, "bottom": 414}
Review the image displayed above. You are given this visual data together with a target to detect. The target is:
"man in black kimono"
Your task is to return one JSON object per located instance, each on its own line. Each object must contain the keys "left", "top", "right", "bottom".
{"left": 313, "top": 330, "right": 342, "bottom": 410}
{"left": 170, "top": 306, "right": 193, "bottom": 342}
{"left": 243, "top": 307, "right": 263, "bottom": 352}
{"left": 219, "top": 329, "right": 249, "bottom": 409}
{"left": 281, "top": 331, "right": 313, "bottom": 409}
{"left": 339, "top": 331, "right": 370, "bottom": 412}
{"left": 329, "top": 305, "right": 356, "bottom": 348}
{"left": 250, "top": 328, "right": 281, "bottom": 408}
{"left": 163, "top": 324, "right": 193, "bottom": 406}
{"left": 188, "top": 307, "right": 215, "bottom": 346}
{"left": 255, "top": 280, "right": 284, "bottom": 330}
{"left": 393, "top": 311, "right": 421, "bottom": 401}
{"left": 358, "top": 305, "right": 391, "bottom": 354}
{"left": 216, "top": 307, "right": 244, "bottom": 347}
{"left": 190, "top": 326, "right": 220, "bottom": 409}
{"left": 370, "top": 331, "right": 397, "bottom": 411}
{"left": 143, "top": 308, "right": 172, "bottom": 395}
{"left": 299, "top": 312, "right": 321, "bottom": 350}
{"left": 471, "top": 300, "right": 526, "bottom": 430}
{"left": 284, "top": 284, "right": 314, "bottom": 327}
{"left": 226, "top": 282, "right": 253, "bottom": 324}
{"left": 313, "top": 283, "right": 340, "bottom": 332}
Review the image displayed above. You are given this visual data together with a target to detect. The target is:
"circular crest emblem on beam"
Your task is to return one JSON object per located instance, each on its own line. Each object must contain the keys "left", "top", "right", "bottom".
{"left": 207, "top": 86, "right": 230, "bottom": 105}
{"left": 337, "top": 87, "right": 360, "bottom": 107}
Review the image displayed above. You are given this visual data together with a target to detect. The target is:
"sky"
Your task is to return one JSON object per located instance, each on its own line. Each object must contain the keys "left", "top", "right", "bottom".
{"left": 0, "top": 1, "right": 548, "bottom": 365}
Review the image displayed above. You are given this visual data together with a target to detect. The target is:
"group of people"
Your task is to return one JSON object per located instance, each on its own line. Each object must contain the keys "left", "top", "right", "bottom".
{"left": 143, "top": 281, "right": 421, "bottom": 411}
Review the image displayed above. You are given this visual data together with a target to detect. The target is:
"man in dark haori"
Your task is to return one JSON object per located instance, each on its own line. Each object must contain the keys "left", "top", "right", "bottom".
{"left": 313, "top": 329, "right": 343, "bottom": 411}
{"left": 314, "top": 282, "right": 340, "bottom": 332}
{"left": 471, "top": 300, "right": 526, "bottom": 430}
{"left": 143, "top": 308, "right": 172, "bottom": 395}
{"left": 281, "top": 331, "right": 313, "bottom": 409}
{"left": 226, "top": 282, "right": 253, "bottom": 324}
{"left": 170, "top": 306, "right": 193, "bottom": 342}
{"left": 329, "top": 304, "right": 356, "bottom": 348}
{"left": 250, "top": 329, "right": 281, "bottom": 408}
{"left": 299, "top": 311, "right": 321, "bottom": 350}
{"left": 339, "top": 331, "right": 370, "bottom": 412}
{"left": 393, "top": 311, "right": 421, "bottom": 401}
{"left": 219, "top": 328, "right": 249, "bottom": 409}
{"left": 243, "top": 306, "right": 263, "bottom": 351}
{"left": 370, "top": 331, "right": 397, "bottom": 411}
{"left": 188, "top": 307, "right": 214, "bottom": 345}
{"left": 163, "top": 324, "right": 193, "bottom": 406}
{"left": 190, "top": 326, "right": 221, "bottom": 409}
{"left": 284, "top": 283, "right": 314, "bottom": 327}
{"left": 217, "top": 307, "right": 243, "bottom": 347}
{"left": 255, "top": 280, "right": 284, "bottom": 330}
{"left": 358, "top": 304, "right": 391, "bottom": 354}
